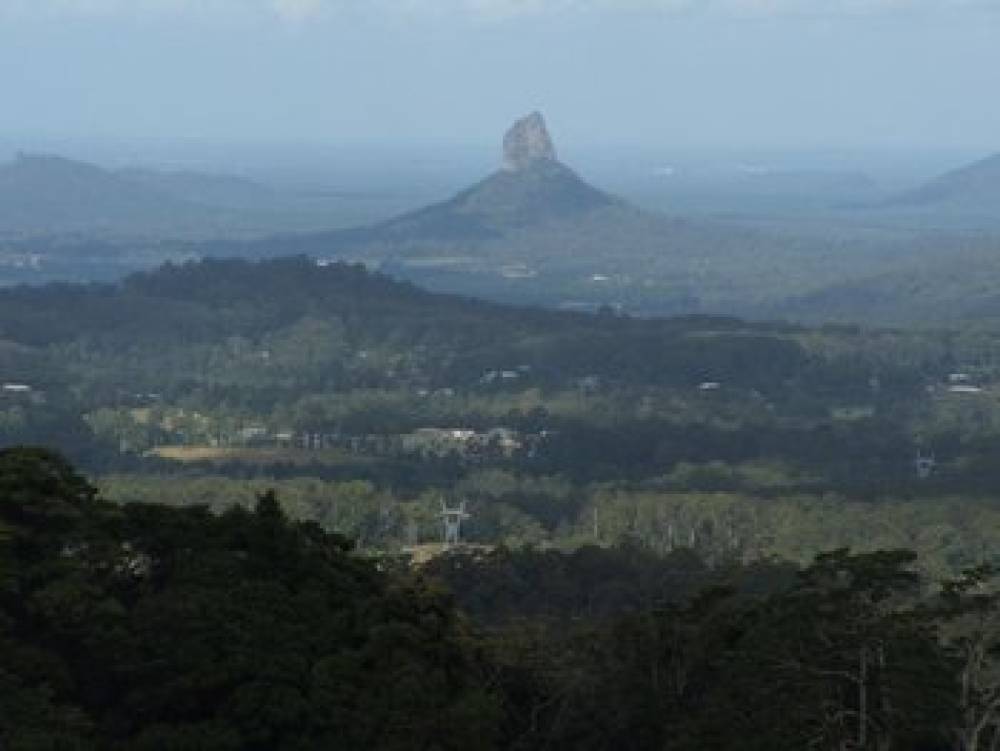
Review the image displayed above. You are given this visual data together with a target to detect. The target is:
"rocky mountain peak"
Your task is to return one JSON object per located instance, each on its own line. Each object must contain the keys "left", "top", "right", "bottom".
{"left": 502, "top": 111, "right": 557, "bottom": 171}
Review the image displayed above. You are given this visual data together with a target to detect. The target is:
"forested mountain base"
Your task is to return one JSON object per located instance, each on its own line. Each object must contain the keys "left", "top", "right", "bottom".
{"left": 2, "top": 448, "right": 998, "bottom": 750}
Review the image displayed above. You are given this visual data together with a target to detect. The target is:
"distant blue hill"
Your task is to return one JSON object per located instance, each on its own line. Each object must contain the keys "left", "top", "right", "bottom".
{"left": 0, "top": 153, "right": 223, "bottom": 233}
{"left": 884, "top": 152, "right": 1000, "bottom": 209}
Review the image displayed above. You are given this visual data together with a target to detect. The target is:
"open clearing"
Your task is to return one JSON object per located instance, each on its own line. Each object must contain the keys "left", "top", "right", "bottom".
{"left": 149, "top": 446, "right": 377, "bottom": 466}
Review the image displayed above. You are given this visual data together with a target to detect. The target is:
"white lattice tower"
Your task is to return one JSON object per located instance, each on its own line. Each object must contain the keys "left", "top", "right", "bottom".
{"left": 440, "top": 500, "right": 471, "bottom": 546}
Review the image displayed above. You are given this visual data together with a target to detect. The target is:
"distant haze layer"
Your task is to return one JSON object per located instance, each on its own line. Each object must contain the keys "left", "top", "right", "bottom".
{"left": 2, "top": 2, "right": 999, "bottom": 151}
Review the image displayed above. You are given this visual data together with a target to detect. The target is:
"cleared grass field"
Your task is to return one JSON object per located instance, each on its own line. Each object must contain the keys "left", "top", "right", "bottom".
{"left": 149, "top": 446, "right": 378, "bottom": 466}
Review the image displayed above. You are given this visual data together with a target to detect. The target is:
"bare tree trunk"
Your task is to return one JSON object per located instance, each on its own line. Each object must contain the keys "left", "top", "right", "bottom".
{"left": 859, "top": 646, "right": 869, "bottom": 750}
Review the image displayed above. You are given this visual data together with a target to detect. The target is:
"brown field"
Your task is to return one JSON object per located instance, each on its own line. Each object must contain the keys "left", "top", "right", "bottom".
{"left": 401, "top": 543, "right": 495, "bottom": 566}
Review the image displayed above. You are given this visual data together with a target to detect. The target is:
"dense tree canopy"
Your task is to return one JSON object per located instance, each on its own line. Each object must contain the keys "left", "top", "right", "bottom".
{"left": 0, "top": 448, "right": 499, "bottom": 750}
{"left": 3, "top": 449, "right": 998, "bottom": 750}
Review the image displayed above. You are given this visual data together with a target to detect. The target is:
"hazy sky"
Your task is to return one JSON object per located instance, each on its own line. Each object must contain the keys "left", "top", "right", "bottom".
{"left": 2, "top": 0, "right": 999, "bottom": 152}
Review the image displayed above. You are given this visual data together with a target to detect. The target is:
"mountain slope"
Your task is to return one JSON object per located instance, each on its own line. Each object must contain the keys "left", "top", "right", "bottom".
{"left": 885, "top": 152, "right": 1000, "bottom": 209}
{"left": 298, "top": 160, "right": 619, "bottom": 254}
{"left": 116, "top": 166, "right": 275, "bottom": 210}
{"left": 0, "top": 153, "right": 222, "bottom": 233}
{"left": 386, "top": 159, "right": 616, "bottom": 233}
{"left": 770, "top": 235, "right": 1000, "bottom": 325}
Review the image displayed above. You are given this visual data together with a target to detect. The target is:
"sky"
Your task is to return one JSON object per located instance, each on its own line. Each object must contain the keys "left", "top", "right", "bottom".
{"left": 2, "top": 0, "right": 999, "bottom": 154}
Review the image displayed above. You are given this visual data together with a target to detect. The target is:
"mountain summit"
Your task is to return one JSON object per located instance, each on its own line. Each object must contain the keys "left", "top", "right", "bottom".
{"left": 502, "top": 112, "right": 558, "bottom": 171}
{"left": 233, "top": 111, "right": 796, "bottom": 314}
{"left": 294, "top": 112, "right": 614, "bottom": 248}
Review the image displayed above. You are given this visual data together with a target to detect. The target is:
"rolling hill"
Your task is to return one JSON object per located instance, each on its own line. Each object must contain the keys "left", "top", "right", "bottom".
{"left": 772, "top": 235, "right": 1000, "bottom": 325}
{"left": 884, "top": 152, "right": 1000, "bottom": 209}
{"left": 0, "top": 153, "right": 313, "bottom": 238}
{"left": 0, "top": 153, "right": 224, "bottom": 234}
{"left": 115, "top": 166, "right": 276, "bottom": 210}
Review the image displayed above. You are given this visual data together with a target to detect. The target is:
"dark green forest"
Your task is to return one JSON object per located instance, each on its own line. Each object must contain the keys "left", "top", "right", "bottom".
{"left": 1, "top": 448, "right": 998, "bottom": 750}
